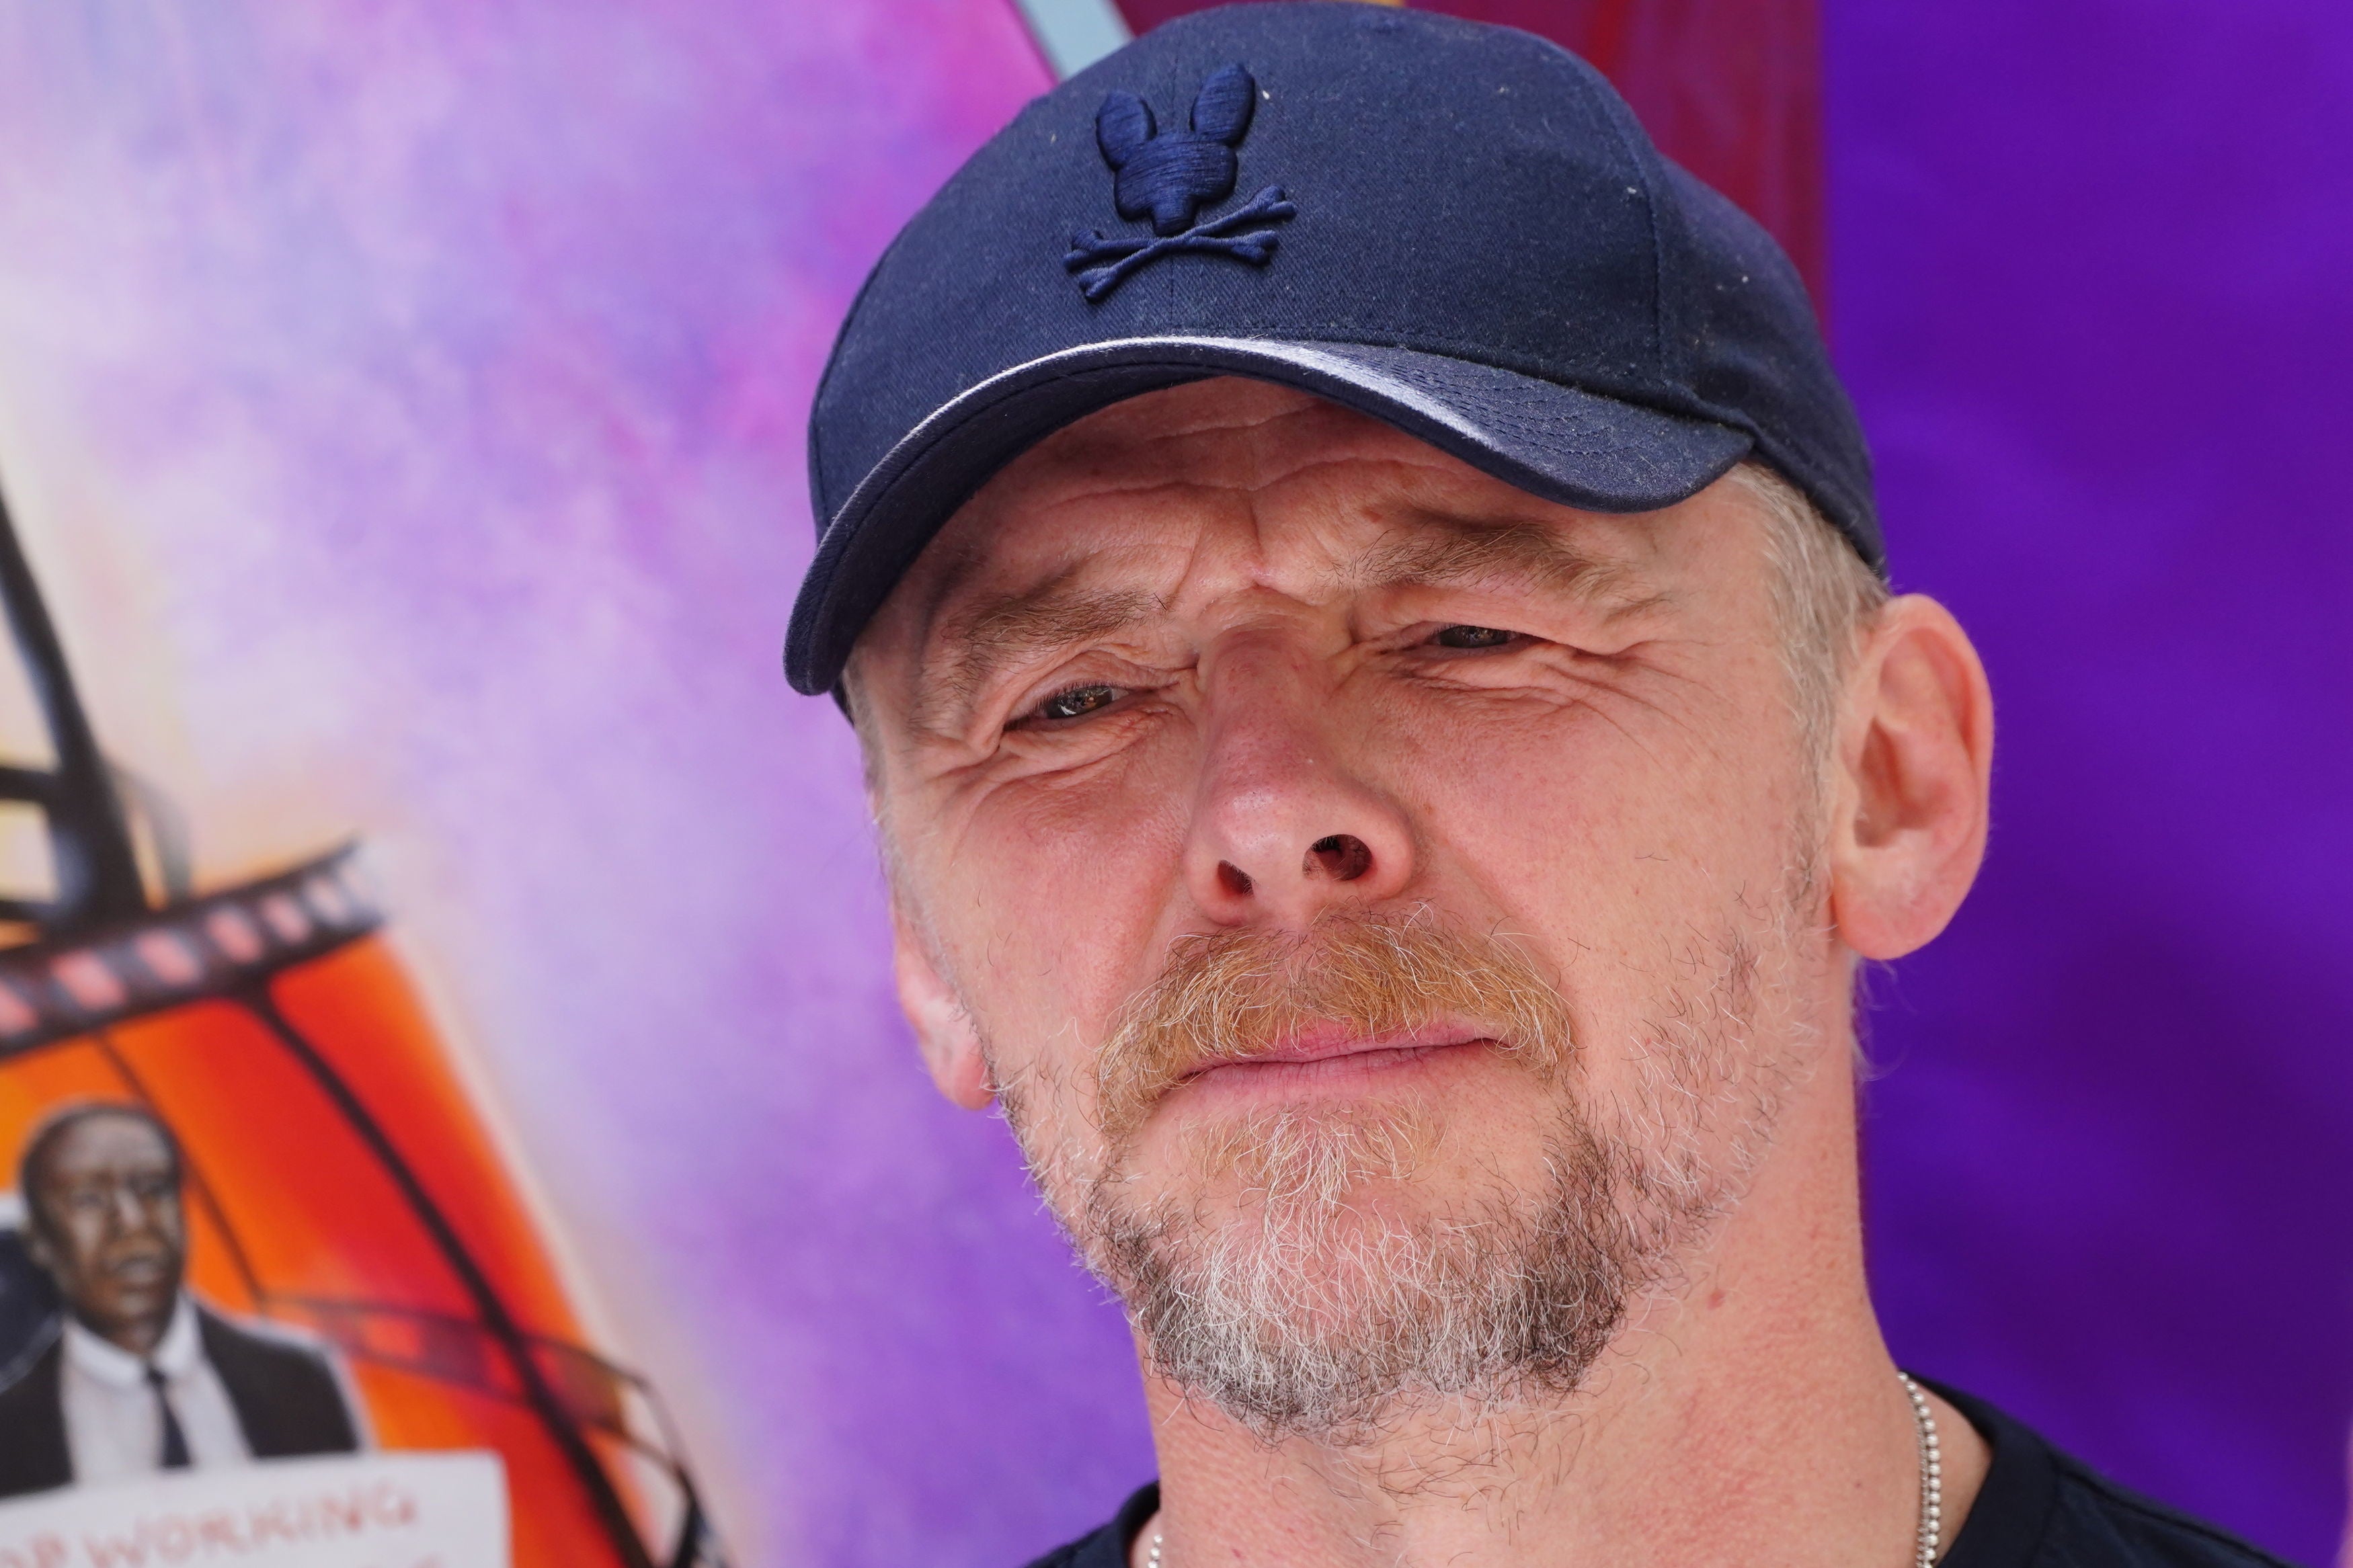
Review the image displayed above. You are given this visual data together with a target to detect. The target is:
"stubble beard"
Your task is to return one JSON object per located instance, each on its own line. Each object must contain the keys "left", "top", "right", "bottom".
{"left": 1088, "top": 1102, "right": 1659, "bottom": 1445}
{"left": 991, "top": 901, "right": 1804, "bottom": 1446}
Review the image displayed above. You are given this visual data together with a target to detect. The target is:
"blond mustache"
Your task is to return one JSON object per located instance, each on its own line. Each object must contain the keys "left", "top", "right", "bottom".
{"left": 1093, "top": 909, "right": 1575, "bottom": 1147}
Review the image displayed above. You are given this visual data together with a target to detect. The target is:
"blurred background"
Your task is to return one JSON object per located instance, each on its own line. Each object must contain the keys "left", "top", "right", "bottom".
{"left": 0, "top": 0, "right": 2343, "bottom": 1562}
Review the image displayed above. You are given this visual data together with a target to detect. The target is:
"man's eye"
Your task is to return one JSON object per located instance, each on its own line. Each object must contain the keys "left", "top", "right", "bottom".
{"left": 1429, "top": 624, "right": 1519, "bottom": 650}
{"left": 1034, "top": 683, "right": 1123, "bottom": 723}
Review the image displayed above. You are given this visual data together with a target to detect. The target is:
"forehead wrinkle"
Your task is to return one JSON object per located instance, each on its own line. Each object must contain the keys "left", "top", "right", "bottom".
{"left": 900, "top": 459, "right": 1295, "bottom": 737}
{"left": 1043, "top": 381, "right": 1360, "bottom": 479}
{"left": 1027, "top": 403, "right": 1414, "bottom": 521}
{"left": 895, "top": 393, "right": 1673, "bottom": 731}
{"left": 1348, "top": 511, "right": 1671, "bottom": 616}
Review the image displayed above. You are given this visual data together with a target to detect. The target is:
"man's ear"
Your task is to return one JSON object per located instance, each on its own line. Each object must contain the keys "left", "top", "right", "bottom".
{"left": 1826, "top": 593, "right": 1995, "bottom": 960}
{"left": 889, "top": 902, "right": 995, "bottom": 1110}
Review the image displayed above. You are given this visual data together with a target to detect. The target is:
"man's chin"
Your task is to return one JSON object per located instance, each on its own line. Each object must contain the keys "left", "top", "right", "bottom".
{"left": 1081, "top": 1130, "right": 1642, "bottom": 1441}
{"left": 92, "top": 1260, "right": 177, "bottom": 1311}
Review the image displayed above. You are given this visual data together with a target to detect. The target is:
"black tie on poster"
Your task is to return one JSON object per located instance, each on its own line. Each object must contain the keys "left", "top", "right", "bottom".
{"left": 144, "top": 1362, "right": 192, "bottom": 1469}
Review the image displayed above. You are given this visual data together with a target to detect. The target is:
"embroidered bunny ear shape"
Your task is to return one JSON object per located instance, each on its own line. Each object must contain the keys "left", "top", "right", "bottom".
{"left": 1096, "top": 91, "right": 1156, "bottom": 169}
{"left": 1068, "top": 61, "right": 1293, "bottom": 296}
{"left": 1191, "top": 64, "right": 1256, "bottom": 146}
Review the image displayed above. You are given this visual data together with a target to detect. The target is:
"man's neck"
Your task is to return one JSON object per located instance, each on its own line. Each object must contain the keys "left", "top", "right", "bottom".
{"left": 64, "top": 1293, "right": 193, "bottom": 1375}
{"left": 1137, "top": 1075, "right": 1990, "bottom": 1568}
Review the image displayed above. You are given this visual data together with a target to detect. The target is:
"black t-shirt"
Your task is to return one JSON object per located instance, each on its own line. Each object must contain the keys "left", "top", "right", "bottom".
{"left": 1023, "top": 1382, "right": 2296, "bottom": 1568}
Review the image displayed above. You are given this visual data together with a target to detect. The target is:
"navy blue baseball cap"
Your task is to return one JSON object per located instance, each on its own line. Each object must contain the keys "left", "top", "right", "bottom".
{"left": 787, "top": 1, "right": 1876, "bottom": 696}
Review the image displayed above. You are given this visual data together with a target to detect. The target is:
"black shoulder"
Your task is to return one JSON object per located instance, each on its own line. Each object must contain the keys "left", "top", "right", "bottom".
{"left": 0, "top": 1332, "right": 69, "bottom": 1499}
{"left": 197, "top": 1308, "right": 361, "bottom": 1458}
{"left": 1923, "top": 1379, "right": 2297, "bottom": 1568}
{"left": 1021, "top": 1483, "right": 1159, "bottom": 1568}
{"left": 2044, "top": 1458, "right": 2298, "bottom": 1568}
{"left": 198, "top": 1308, "right": 339, "bottom": 1380}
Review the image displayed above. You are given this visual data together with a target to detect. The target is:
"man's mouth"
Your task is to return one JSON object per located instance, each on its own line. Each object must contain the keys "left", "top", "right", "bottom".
{"left": 106, "top": 1253, "right": 171, "bottom": 1288}
{"left": 1179, "top": 1023, "right": 1501, "bottom": 1091}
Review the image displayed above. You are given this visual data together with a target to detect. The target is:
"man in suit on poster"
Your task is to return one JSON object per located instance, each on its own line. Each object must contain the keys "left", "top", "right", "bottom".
{"left": 0, "top": 1103, "right": 362, "bottom": 1501}
{"left": 785, "top": 6, "right": 2292, "bottom": 1565}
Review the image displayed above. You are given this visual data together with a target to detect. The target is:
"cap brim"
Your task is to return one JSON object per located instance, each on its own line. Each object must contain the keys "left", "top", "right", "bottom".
{"left": 785, "top": 337, "right": 1752, "bottom": 694}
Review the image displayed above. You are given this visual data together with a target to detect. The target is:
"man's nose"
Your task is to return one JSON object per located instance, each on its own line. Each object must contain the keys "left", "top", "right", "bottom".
{"left": 1183, "top": 643, "right": 1414, "bottom": 927}
{"left": 108, "top": 1183, "right": 145, "bottom": 1232}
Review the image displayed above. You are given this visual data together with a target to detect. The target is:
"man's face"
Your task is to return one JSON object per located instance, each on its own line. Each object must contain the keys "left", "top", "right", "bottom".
{"left": 26, "top": 1115, "right": 187, "bottom": 1354}
{"left": 854, "top": 381, "right": 1850, "bottom": 1436}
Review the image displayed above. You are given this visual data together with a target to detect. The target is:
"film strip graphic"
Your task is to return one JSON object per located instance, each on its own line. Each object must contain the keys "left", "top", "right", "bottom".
{"left": 0, "top": 845, "right": 378, "bottom": 1059}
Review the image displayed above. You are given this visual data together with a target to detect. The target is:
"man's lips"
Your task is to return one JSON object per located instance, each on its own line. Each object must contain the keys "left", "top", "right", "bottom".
{"left": 104, "top": 1253, "right": 171, "bottom": 1286}
{"left": 1178, "top": 1024, "right": 1501, "bottom": 1087}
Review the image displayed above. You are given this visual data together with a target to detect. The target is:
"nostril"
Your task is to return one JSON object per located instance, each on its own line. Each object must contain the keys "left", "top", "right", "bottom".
{"left": 1218, "top": 861, "right": 1255, "bottom": 898}
{"left": 1307, "top": 834, "right": 1373, "bottom": 882}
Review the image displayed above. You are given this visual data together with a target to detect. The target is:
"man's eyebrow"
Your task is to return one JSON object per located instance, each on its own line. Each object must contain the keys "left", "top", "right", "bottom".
{"left": 913, "top": 579, "right": 1158, "bottom": 733}
{"left": 1349, "top": 520, "right": 1665, "bottom": 611}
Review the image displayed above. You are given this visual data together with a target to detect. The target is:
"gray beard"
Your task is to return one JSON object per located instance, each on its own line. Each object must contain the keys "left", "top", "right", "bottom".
{"left": 996, "top": 913, "right": 1798, "bottom": 1445}
{"left": 1082, "top": 1112, "right": 1655, "bottom": 1442}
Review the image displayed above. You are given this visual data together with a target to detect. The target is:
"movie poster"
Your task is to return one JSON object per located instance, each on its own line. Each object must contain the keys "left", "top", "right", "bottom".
{"left": 0, "top": 491, "right": 718, "bottom": 1566}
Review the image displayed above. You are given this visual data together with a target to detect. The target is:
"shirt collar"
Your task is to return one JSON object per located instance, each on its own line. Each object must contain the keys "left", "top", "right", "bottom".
{"left": 62, "top": 1294, "right": 200, "bottom": 1386}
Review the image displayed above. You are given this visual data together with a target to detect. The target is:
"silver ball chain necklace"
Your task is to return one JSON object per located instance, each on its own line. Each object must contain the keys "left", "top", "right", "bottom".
{"left": 1142, "top": 1372, "right": 1944, "bottom": 1568}
{"left": 1899, "top": 1373, "right": 1946, "bottom": 1566}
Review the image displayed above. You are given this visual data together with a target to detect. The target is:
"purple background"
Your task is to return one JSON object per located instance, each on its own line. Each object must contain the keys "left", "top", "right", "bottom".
{"left": 0, "top": 1, "right": 2342, "bottom": 1563}
{"left": 1837, "top": 2, "right": 2353, "bottom": 1563}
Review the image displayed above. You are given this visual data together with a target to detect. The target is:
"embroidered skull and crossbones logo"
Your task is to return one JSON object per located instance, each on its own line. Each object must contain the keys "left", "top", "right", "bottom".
{"left": 1064, "top": 63, "right": 1297, "bottom": 302}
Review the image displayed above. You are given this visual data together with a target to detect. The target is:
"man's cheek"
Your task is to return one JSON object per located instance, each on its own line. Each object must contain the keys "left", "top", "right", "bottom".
{"left": 961, "top": 820, "right": 1186, "bottom": 991}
